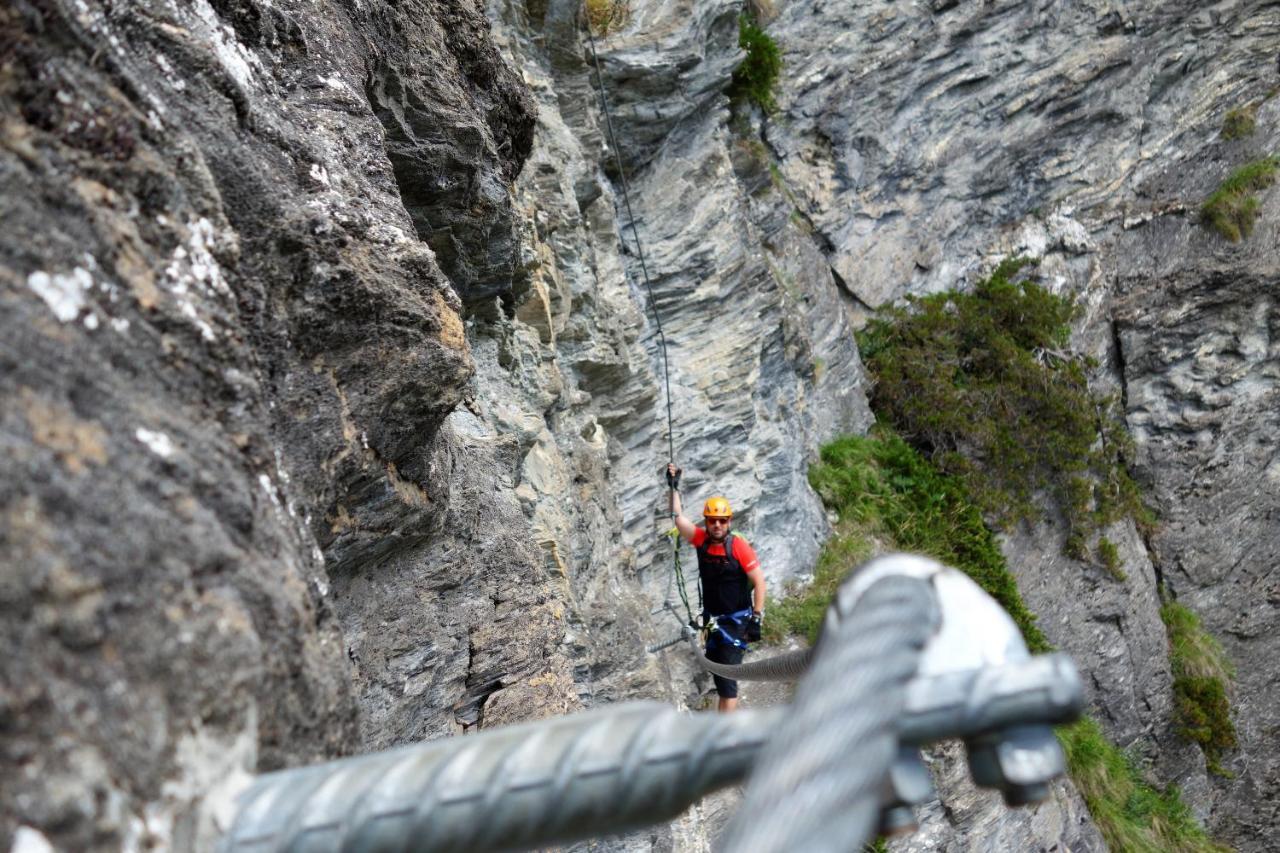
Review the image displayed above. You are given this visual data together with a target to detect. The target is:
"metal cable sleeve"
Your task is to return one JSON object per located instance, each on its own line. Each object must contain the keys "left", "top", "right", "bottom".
{"left": 719, "top": 576, "right": 938, "bottom": 853}
{"left": 684, "top": 634, "right": 815, "bottom": 681}
{"left": 219, "top": 701, "right": 785, "bottom": 853}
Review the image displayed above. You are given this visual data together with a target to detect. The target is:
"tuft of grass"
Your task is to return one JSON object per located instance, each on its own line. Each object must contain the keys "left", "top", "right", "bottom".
{"left": 777, "top": 430, "right": 1050, "bottom": 651}
{"left": 584, "top": 0, "right": 630, "bottom": 35}
{"left": 1098, "top": 536, "right": 1125, "bottom": 580}
{"left": 1220, "top": 104, "right": 1257, "bottom": 140}
{"left": 857, "top": 258, "right": 1151, "bottom": 557}
{"left": 764, "top": 520, "right": 871, "bottom": 644}
{"left": 1161, "top": 599, "right": 1237, "bottom": 774}
{"left": 771, "top": 432, "right": 1223, "bottom": 849}
{"left": 1201, "top": 156, "right": 1279, "bottom": 241}
{"left": 1059, "top": 717, "right": 1232, "bottom": 852}
{"left": 729, "top": 14, "right": 782, "bottom": 112}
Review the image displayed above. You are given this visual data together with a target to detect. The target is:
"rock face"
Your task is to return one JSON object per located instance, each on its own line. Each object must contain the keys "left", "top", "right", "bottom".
{"left": 2, "top": 0, "right": 568, "bottom": 848}
{"left": 3, "top": 0, "right": 1278, "bottom": 850}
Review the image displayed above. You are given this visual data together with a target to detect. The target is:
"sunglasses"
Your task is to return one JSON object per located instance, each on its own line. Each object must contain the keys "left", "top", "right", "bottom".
{"left": 704, "top": 517, "right": 730, "bottom": 525}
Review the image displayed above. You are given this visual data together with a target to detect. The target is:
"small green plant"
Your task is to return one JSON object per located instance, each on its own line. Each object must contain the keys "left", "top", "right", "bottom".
{"left": 858, "top": 258, "right": 1150, "bottom": 556}
{"left": 729, "top": 14, "right": 782, "bottom": 112}
{"left": 1161, "top": 599, "right": 1237, "bottom": 774}
{"left": 1220, "top": 104, "right": 1258, "bottom": 140}
{"left": 776, "top": 430, "right": 1049, "bottom": 651}
{"left": 1059, "top": 718, "right": 1232, "bottom": 852}
{"left": 1097, "top": 536, "right": 1125, "bottom": 580}
{"left": 1201, "top": 155, "right": 1279, "bottom": 241}
{"left": 764, "top": 519, "right": 870, "bottom": 644}
{"left": 584, "top": 0, "right": 630, "bottom": 35}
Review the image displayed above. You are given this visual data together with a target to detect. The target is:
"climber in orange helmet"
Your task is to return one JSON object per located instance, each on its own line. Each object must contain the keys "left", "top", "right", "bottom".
{"left": 666, "top": 463, "right": 766, "bottom": 713}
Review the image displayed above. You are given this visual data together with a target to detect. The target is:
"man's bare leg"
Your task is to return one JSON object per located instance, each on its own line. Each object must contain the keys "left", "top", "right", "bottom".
{"left": 718, "top": 696, "right": 738, "bottom": 713}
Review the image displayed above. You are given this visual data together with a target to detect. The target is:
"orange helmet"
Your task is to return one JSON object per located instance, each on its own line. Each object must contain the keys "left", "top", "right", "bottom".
{"left": 702, "top": 496, "right": 733, "bottom": 519}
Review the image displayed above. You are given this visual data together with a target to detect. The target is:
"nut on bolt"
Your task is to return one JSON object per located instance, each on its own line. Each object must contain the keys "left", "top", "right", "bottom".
{"left": 879, "top": 746, "right": 934, "bottom": 836}
{"left": 965, "top": 724, "right": 1065, "bottom": 807}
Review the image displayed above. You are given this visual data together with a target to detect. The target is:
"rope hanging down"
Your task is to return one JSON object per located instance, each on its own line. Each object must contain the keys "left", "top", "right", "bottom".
{"left": 584, "top": 18, "right": 697, "bottom": 626}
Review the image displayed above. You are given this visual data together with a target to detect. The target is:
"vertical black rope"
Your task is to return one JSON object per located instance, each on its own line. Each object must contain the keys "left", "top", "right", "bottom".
{"left": 583, "top": 15, "right": 694, "bottom": 626}
{"left": 584, "top": 23, "right": 676, "bottom": 465}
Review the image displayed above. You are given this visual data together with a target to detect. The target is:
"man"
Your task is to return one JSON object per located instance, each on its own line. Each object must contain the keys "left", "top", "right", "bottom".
{"left": 666, "top": 463, "right": 766, "bottom": 712}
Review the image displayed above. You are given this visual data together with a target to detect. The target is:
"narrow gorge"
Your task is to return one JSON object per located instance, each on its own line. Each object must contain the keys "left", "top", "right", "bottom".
{"left": 1, "top": 0, "right": 1277, "bottom": 850}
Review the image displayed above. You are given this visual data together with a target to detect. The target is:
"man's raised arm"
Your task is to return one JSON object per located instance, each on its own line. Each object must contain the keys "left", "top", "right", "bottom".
{"left": 666, "top": 463, "right": 697, "bottom": 541}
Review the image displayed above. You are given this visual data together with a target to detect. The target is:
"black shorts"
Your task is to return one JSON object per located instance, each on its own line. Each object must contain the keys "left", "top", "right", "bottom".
{"left": 706, "top": 624, "right": 747, "bottom": 698}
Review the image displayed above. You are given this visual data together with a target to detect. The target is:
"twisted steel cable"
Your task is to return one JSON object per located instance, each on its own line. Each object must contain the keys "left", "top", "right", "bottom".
{"left": 221, "top": 576, "right": 938, "bottom": 852}
{"left": 719, "top": 575, "right": 939, "bottom": 853}
{"left": 583, "top": 12, "right": 699, "bottom": 626}
{"left": 220, "top": 702, "right": 784, "bottom": 853}
{"left": 684, "top": 635, "right": 815, "bottom": 681}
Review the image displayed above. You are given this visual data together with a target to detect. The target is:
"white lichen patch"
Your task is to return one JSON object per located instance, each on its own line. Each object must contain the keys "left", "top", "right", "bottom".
{"left": 151, "top": 714, "right": 257, "bottom": 852}
{"left": 11, "top": 827, "right": 55, "bottom": 853}
{"left": 153, "top": 54, "right": 187, "bottom": 92}
{"left": 27, "top": 267, "right": 93, "bottom": 322}
{"left": 190, "top": 0, "right": 266, "bottom": 90}
{"left": 309, "top": 163, "right": 331, "bottom": 187}
{"left": 162, "top": 218, "right": 235, "bottom": 342}
{"left": 135, "top": 428, "right": 175, "bottom": 459}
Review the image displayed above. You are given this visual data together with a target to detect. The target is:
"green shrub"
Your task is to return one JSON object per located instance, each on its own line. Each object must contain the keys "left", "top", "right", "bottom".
{"left": 1220, "top": 104, "right": 1257, "bottom": 140}
{"left": 788, "top": 430, "right": 1050, "bottom": 651}
{"left": 772, "top": 431, "right": 1222, "bottom": 849}
{"left": 1098, "top": 536, "right": 1125, "bottom": 580}
{"left": 857, "top": 259, "right": 1150, "bottom": 555}
{"left": 729, "top": 15, "right": 782, "bottom": 112}
{"left": 1201, "top": 156, "right": 1279, "bottom": 241}
{"left": 584, "top": 0, "right": 630, "bottom": 35}
{"left": 1161, "top": 600, "right": 1237, "bottom": 774}
{"left": 1059, "top": 717, "right": 1232, "bottom": 852}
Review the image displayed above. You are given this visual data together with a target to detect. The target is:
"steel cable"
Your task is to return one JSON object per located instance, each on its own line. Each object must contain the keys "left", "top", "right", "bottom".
{"left": 220, "top": 702, "right": 785, "bottom": 852}
{"left": 719, "top": 575, "right": 938, "bottom": 853}
{"left": 219, "top": 576, "right": 938, "bottom": 853}
{"left": 684, "top": 635, "right": 814, "bottom": 681}
{"left": 583, "top": 14, "right": 697, "bottom": 626}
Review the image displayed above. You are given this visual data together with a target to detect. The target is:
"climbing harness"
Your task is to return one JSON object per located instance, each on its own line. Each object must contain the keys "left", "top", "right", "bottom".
{"left": 705, "top": 607, "right": 755, "bottom": 651}
{"left": 584, "top": 19, "right": 701, "bottom": 630}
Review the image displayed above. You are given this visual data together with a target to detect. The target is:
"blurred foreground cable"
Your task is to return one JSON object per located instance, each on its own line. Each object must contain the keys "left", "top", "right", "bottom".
{"left": 718, "top": 575, "right": 937, "bottom": 853}
{"left": 220, "top": 701, "right": 784, "bottom": 852}
{"left": 219, "top": 575, "right": 935, "bottom": 853}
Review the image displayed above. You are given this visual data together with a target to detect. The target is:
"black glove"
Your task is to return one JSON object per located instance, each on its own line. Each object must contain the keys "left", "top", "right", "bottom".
{"left": 666, "top": 464, "right": 682, "bottom": 490}
{"left": 746, "top": 611, "right": 763, "bottom": 643}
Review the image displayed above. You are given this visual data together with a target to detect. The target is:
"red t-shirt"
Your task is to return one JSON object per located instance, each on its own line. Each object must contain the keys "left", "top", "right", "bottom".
{"left": 691, "top": 528, "right": 760, "bottom": 573}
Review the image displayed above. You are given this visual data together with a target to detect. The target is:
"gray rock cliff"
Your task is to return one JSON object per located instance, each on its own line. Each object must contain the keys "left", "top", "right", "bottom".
{"left": 2, "top": 0, "right": 1278, "bottom": 850}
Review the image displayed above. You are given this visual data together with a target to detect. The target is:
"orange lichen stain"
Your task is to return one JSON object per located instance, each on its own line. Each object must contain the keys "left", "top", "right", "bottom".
{"left": 327, "top": 503, "right": 356, "bottom": 534}
{"left": 68, "top": 177, "right": 159, "bottom": 310}
{"left": 385, "top": 461, "right": 430, "bottom": 508}
{"left": 117, "top": 243, "right": 158, "bottom": 310}
{"left": 432, "top": 289, "right": 468, "bottom": 353}
{"left": 19, "top": 388, "right": 108, "bottom": 474}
